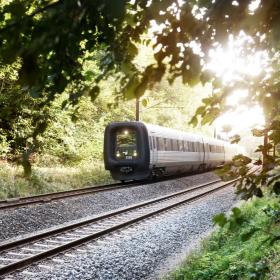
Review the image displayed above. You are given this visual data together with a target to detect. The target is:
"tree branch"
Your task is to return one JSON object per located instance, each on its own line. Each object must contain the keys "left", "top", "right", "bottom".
{"left": 0, "top": 0, "right": 64, "bottom": 33}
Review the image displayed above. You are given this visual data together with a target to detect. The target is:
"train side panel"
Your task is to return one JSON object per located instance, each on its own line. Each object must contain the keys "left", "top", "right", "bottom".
{"left": 146, "top": 124, "right": 204, "bottom": 175}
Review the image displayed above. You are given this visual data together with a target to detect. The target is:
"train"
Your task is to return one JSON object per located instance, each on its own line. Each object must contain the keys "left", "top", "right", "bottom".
{"left": 104, "top": 121, "right": 243, "bottom": 181}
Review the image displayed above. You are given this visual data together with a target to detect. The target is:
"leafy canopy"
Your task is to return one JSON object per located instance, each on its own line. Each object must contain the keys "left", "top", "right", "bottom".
{"left": 2, "top": 0, "right": 280, "bottom": 195}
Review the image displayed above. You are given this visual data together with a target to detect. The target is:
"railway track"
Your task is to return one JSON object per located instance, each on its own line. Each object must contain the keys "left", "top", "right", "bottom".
{"left": 0, "top": 172, "right": 221, "bottom": 210}
{"left": 0, "top": 178, "right": 237, "bottom": 277}
{"left": 0, "top": 181, "right": 132, "bottom": 210}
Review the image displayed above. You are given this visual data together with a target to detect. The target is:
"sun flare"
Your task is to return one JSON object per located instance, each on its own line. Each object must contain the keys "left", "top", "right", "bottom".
{"left": 207, "top": 32, "right": 268, "bottom": 135}
{"left": 215, "top": 105, "right": 265, "bottom": 137}
{"left": 207, "top": 32, "right": 269, "bottom": 85}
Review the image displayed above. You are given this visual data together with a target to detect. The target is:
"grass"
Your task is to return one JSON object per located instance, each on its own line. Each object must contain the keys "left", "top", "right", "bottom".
{"left": 0, "top": 160, "right": 113, "bottom": 199}
{"left": 165, "top": 195, "right": 280, "bottom": 280}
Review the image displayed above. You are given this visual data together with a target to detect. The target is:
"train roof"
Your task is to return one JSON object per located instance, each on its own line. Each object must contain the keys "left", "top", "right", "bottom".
{"left": 144, "top": 123, "right": 230, "bottom": 145}
{"left": 107, "top": 121, "right": 232, "bottom": 146}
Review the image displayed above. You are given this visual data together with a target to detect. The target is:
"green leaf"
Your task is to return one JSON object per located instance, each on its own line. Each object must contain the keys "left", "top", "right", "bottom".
{"left": 84, "top": 70, "right": 95, "bottom": 81}
{"left": 252, "top": 128, "right": 265, "bottom": 137}
{"left": 195, "top": 106, "right": 206, "bottom": 115}
{"left": 141, "top": 98, "right": 148, "bottom": 107}
{"left": 232, "top": 207, "right": 241, "bottom": 218}
{"left": 213, "top": 213, "right": 227, "bottom": 227}
{"left": 230, "top": 134, "right": 240, "bottom": 144}
{"left": 189, "top": 116, "right": 198, "bottom": 127}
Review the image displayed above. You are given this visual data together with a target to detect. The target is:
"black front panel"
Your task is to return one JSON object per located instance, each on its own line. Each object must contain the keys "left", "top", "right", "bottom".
{"left": 104, "top": 122, "right": 150, "bottom": 180}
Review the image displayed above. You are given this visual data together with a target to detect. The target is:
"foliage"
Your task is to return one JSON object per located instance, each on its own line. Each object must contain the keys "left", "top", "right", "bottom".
{"left": 0, "top": 0, "right": 154, "bottom": 102}
{"left": 166, "top": 196, "right": 280, "bottom": 280}
{"left": 1, "top": 1, "right": 280, "bottom": 195}
{"left": 0, "top": 161, "right": 113, "bottom": 199}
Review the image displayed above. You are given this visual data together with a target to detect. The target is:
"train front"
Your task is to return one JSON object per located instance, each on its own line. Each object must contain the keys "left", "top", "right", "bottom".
{"left": 104, "top": 122, "right": 150, "bottom": 181}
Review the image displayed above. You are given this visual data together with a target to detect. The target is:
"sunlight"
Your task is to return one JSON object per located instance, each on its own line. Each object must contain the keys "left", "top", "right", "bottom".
{"left": 215, "top": 105, "right": 265, "bottom": 137}
{"left": 226, "top": 89, "right": 248, "bottom": 106}
{"left": 206, "top": 31, "right": 269, "bottom": 134}
{"left": 249, "top": 0, "right": 261, "bottom": 14}
{"left": 207, "top": 32, "right": 269, "bottom": 84}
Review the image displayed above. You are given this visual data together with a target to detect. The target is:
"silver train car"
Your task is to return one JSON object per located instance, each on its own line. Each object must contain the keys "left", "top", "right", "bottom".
{"left": 104, "top": 121, "right": 242, "bottom": 181}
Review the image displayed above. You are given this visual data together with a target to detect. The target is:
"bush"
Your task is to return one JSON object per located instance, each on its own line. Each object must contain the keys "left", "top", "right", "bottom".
{"left": 166, "top": 196, "right": 280, "bottom": 280}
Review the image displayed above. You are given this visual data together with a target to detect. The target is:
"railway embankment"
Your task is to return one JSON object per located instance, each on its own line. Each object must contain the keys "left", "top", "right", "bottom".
{"left": 165, "top": 194, "right": 280, "bottom": 280}
{"left": 1, "top": 180, "right": 237, "bottom": 279}
{"left": 0, "top": 172, "right": 218, "bottom": 241}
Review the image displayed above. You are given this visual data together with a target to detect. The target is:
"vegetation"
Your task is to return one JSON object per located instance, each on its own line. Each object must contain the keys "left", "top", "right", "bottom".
{"left": 166, "top": 195, "right": 280, "bottom": 280}
{"left": 0, "top": 0, "right": 279, "bottom": 276}
{"left": 0, "top": 161, "right": 112, "bottom": 199}
{"left": 0, "top": 1, "right": 280, "bottom": 194}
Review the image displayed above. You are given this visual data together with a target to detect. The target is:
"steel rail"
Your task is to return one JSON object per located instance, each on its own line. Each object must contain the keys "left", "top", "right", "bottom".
{"left": 0, "top": 182, "right": 132, "bottom": 210}
{"left": 0, "top": 173, "right": 221, "bottom": 210}
{"left": 0, "top": 178, "right": 236, "bottom": 276}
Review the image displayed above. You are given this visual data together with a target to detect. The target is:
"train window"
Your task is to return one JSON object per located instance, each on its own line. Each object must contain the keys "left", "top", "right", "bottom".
{"left": 183, "top": 141, "right": 187, "bottom": 151}
{"left": 156, "top": 137, "right": 159, "bottom": 150}
{"left": 172, "top": 139, "right": 178, "bottom": 151}
{"left": 152, "top": 137, "right": 157, "bottom": 150}
{"left": 189, "top": 142, "right": 194, "bottom": 152}
{"left": 165, "top": 138, "right": 172, "bottom": 151}
{"left": 177, "top": 140, "right": 180, "bottom": 151}
{"left": 160, "top": 137, "right": 164, "bottom": 151}
{"left": 149, "top": 136, "right": 152, "bottom": 150}
{"left": 181, "top": 141, "right": 185, "bottom": 152}
{"left": 163, "top": 138, "right": 166, "bottom": 151}
{"left": 158, "top": 137, "right": 165, "bottom": 151}
{"left": 179, "top": 140, "right": 184, "bottom": 151}
{"left": 115, "top": 129, "right": 138, "bottom": 160}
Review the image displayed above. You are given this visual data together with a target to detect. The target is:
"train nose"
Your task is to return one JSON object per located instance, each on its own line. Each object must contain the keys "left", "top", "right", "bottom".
{"left": 104, "top": 122, "right": 150, "bottom": 181}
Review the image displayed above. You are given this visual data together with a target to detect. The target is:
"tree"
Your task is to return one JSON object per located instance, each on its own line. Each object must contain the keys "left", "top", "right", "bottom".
{"left": 1, "top": 0, "right": 280, "bottom": 195}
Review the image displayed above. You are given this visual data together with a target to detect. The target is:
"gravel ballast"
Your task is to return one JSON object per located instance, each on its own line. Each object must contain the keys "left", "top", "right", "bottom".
{"left": 9, "top": 186, "right": 238, "bottom": 280}
{"left": 0, "top": 172, "right": 219, "bottom": 241}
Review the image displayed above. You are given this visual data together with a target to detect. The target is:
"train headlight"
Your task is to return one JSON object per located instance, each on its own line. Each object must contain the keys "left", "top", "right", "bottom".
{"left": 124, "top": 130, "right": 129, "bottom": 135}
{"left": 133, "top": 151, "right": 137, "bottom": 157}
{"left": 116, "top": 152, "right": 120, "bottom": 157}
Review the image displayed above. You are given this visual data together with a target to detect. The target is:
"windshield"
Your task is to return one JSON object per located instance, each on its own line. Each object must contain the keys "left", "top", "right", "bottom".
{"left": 115, "top": 129, "right": 138, "bottom": 160}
